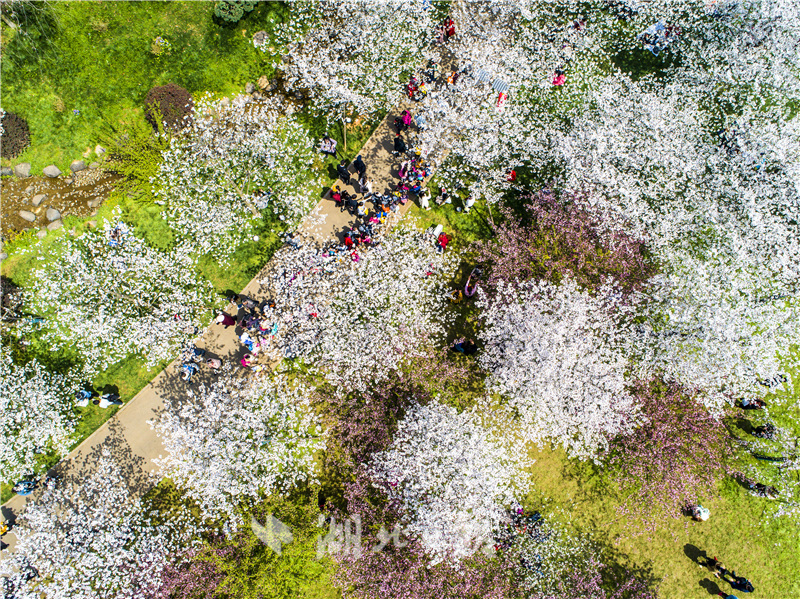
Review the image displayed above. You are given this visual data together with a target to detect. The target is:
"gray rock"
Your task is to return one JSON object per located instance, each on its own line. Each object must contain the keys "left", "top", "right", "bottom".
{"left": 24, "top": 184, "right": 34, "bottom": 194}
{"left": 64, "top": 178, "right": 74, "bottom": 185}
{"left": 87, "top": 199, "right": 101, "bottom": 208}
{"left": 43, "top": 165, "right": 62, "bottom": 178}
{"left": 87, "top": 220, "right": 97, "bottom": 228}
{"left": 46, "top": 207, "right": 61, "bottom": 222}
{"left": 95, "top": 145, "right": 106, "bottom": 157}
{"left": 252, "top": 91, "right": 263, "bottom": 101}
{"left": 14, "top": 163, "right": 31, "bottom": 178}
{"left": 37, "top": 229, "right": 47, "bottom": 239}
{"left": 0, "top": 166, "right": 13, "bottom": 177}
{"left": 245, "top": 82, "right": 256, "bottom": 94}
{"left": 47, "top": 220, "right": 63, "bottom": 231}
{"left": 0, "top": 253, "right": 7, "bottom": 261}
{"left": 19, "top": 210, "right": 36, "bottom": 222}
{"left": 89, "top": 162, "right": 100, "bottom": 170}
{"left": 32, "top": 194, "right": 48, "bottom": 207}
{"left": 70, "top": 159, "right": 86, "bottom": 172}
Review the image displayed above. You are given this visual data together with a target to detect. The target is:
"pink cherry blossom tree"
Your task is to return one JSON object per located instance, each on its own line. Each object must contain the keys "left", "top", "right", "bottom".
{"left": 605, "top": 378, "right": 733, "bottom": 527}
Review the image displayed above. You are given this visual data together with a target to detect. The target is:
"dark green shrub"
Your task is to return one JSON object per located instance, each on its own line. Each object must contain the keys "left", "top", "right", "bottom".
{"left": 143, "top": 83, "right": 194, "bottom": 132}
{"left": 0, "top": 112, "right": 31, "bottom": 159}
{"left": 214, "top": 0, "right": 257, "bottom": 24}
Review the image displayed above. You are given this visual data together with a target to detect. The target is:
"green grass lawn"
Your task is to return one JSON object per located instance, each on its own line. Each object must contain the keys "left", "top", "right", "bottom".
{"left": 524, "top": 444, "right": 799, "bottom": 599}
{"left": 0, "top": 0, "right": 289, "bottom": 173}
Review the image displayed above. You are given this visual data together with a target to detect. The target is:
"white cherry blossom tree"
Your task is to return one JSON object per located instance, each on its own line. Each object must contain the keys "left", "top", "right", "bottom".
{"left": 262, "top": 226, "right": 459, "bottom": 394}
{"left": 0, "top": 352, "right": 77, "bottom": 482}
{"left": 281, "top": 0, "right": 436, "bottom": 120}
{"left": 22, "top": 212, "right": 216, "bottom": 377}
{"left": 155, "top": 95, "right": 324, "bottom": 258}
{"left": 477, "top": 278, "right": 639, "bottom": 460}
{"left": 151, "top": 372, "right": 325, "bottom": 522}
{"left": 369, "top": 400, "right": 530, "bottom": 565}
{"left": 634, "top": 255, "right": 798, "bottom": 411}
{"left": 0, "top": 449, "right": 196, "bottom": 599}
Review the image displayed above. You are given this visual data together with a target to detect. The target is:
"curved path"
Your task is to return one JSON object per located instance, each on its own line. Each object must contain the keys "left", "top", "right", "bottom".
{"left": 1, "top": 101, "right": 427, "bottom": 551}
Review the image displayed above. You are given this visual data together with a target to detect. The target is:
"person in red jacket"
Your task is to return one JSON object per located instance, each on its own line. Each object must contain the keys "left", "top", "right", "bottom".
{"left": 436, "top": 232, "right": 450, "bottom": 253}
{"left": 445, "top": 18, "right": 456, "bottom": 38}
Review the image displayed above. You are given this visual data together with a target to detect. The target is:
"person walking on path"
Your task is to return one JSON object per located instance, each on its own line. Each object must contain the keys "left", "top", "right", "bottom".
{"left": 401, "top": 110, "right": 413, "bottom": 129}
{"left": 359, "top": 176, "right": 372, "bottom": 196}
{"left": 337, "top": 160, "right": 351, "bottom": 186}
{"left": 393, "top": 133, "right": 407, "bottom": 156}
{"left": 353, "top": 154, "right": 367, "bottom": 179}
{"left": 215, "top": 312, "right": 236, "bottom": 328}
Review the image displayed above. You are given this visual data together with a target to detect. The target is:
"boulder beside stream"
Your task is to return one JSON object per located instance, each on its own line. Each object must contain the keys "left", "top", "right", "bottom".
{"left": 14, "top": 163, "right": 31, "bottom": 178}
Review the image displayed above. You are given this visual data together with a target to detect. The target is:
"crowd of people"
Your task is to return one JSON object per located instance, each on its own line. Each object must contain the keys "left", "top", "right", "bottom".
{"left": 227, "top": 294, "right": 283, "bottom": 372}
{"left": 321, "top": 101, "right": 458, "bottom": 256}
{"left": 175, "top": 293, "right": 288, "bottom": 383}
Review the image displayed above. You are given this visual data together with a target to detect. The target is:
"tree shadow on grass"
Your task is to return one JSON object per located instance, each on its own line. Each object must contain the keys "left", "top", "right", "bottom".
{"left": 735, "top": 417, "right": 754, "bottom": 435}
{"left": 559, "top": 454, "right": 611, "bottom": 503}
{"left": 591, "top": 535, "right": 662, "bottom": 598}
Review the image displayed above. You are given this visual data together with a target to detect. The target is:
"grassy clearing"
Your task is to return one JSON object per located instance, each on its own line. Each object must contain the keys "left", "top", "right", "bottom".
{"left": 405, "top": 197, "right": 494, "bottom": 251}
{"left": 0, "top": 0, "right": 289, "bottom": 173}
{"left": 524, "top": 444, "right": 799, "bottom": 599}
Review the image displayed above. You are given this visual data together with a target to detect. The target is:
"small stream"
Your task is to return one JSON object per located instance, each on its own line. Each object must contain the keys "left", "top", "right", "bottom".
{"left": 1, "top": 168, "right": 118, "bottom": 237}
{"left": 1, "top": 85, "right": 305, "bottom": 241}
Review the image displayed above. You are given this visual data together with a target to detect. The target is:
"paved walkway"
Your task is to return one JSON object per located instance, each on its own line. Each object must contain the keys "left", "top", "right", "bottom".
{"left": 0, "top": 101, "right": 425, "bottom": 551}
